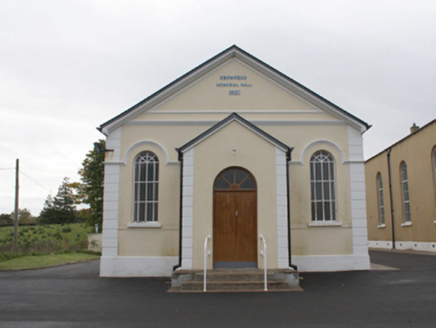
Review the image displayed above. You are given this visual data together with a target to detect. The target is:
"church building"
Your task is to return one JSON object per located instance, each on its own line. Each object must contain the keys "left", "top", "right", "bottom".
{"left": 98, "top": 45, "right": 371, "bottom": 281}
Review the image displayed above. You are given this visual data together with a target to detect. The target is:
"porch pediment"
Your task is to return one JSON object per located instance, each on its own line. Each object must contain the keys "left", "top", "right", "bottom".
{"left": 177, "top": 112, "right": 293, "bottom": 157}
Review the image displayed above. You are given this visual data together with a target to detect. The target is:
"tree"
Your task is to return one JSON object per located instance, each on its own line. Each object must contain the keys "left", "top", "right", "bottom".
{"left": 0, "top": 213, "right": 13, "bottom": 226}
{"left": 39, "top": 177, "right": 77, "bottom": 224}
{"left": 53, "top": 177, "right": 77, "bottom": 223}
{"left": 74, "top": 140, "right": 105, "bottom": 231}
{"left": 38, "top": 195, "right": 56, "bottom": 224}
{"left": 10, "top": 208, "right": 36, "bottom": 225}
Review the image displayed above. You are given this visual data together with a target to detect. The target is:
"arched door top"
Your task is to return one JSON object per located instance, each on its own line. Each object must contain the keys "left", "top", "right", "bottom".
{"left": 213, "top": 167, "right": 257, "bottom": 268}
{"left": 214, "top": 167, "right": 256, "bottom": 191}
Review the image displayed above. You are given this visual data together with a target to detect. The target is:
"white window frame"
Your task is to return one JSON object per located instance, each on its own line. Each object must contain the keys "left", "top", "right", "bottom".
{"left": 133, "top": 151, "right": 159, "bottom": 222}
{"left": 400, "top": 161, "right": 411, "bottom": 223}
{"left": 310, "top": 150, "right": 336, "bottom": 222}
{"left": 376, "top": 173, "right": 385, "bottom": 227}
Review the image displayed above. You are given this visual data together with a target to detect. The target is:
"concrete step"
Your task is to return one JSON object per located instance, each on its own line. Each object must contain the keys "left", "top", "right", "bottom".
{"left": 181, "top": 280, "right": 298, "bottom": 292}
{"left": 169, "top": 268, "right": 301, "bottom": 293}
{"left": 194, "top": 269, "right": 273, "bottom": 282}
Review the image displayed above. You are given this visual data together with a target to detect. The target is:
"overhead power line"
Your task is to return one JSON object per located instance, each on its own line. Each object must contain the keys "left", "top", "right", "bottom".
{"left": 19, "top": 171, "right": 52, "bottom": 193}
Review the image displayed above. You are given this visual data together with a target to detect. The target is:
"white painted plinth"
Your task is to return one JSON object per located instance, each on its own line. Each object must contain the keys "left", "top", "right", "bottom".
{"left": 369, "top": 240, "right": 436, "bottom": 253}
{"left": 100, "top": 256, "right": 178, "bottom": 277}
{"left": 292, "top": 254, "right": 370, "bottom": 272}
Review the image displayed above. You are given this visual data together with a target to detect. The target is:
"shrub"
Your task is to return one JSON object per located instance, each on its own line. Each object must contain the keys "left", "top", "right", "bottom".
{"left": 57, "top": 249, "right": 73, "bottom": 254}
{"left": 0, "top": 223, "right": 90, "bottom": 255}
{"left": 53, "top": 232, "right": 62, "bottom": 240}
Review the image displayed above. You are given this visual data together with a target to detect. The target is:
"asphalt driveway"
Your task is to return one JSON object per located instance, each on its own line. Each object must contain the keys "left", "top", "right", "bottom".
{"left": 0, "top": 250, "right": 435, "bottom": 327}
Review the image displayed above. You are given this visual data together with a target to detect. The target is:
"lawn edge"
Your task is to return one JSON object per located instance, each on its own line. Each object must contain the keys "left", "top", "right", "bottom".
{"left": 0, "top": 256, "right": 100, "bottom": 272}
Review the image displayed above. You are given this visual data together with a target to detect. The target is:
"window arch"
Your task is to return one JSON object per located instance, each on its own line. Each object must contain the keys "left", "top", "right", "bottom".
{"left": 134, "top": 151, "right": 159, "bottom": 222}
{"left": 310, "top": 150, "right": 336, "bottom": 221}
{"left": 376, "top": 173, "right": 385, "bottom": 226}
{"left": 400, "top": 161, "right": 411, "bottom": 223}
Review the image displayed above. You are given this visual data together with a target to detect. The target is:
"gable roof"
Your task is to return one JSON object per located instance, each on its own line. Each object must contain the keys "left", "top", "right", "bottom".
{"left": 99, "top": 45, "right": 371, "bottom": 135}
{"left": 366, "top": 118, "right": 436, "bottom": 163}
{"left": 177, "top": 112, "right": 293, "bottom": 159}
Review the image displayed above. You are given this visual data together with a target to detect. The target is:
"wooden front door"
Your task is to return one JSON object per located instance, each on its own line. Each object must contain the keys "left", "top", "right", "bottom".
{"left": 213, "top": 167, "right": 257, "bottom": 268}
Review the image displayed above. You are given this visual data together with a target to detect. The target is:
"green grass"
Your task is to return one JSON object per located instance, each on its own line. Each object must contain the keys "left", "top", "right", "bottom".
{"left": 0, "top": 223, "right": 94, "bottom": 253}
{"left": 0, "top": 252, "right": 99, "bottom": 270}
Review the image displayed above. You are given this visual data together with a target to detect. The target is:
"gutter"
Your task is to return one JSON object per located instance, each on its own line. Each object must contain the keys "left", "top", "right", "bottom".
{"left": 173, "top": 149, "right": 183, "bottom": 271}
{"left": 386, "top": 148, "right": 396, "bottom": 249}
{"left": 286, "top": 150, "right": 298, "bottom": 270}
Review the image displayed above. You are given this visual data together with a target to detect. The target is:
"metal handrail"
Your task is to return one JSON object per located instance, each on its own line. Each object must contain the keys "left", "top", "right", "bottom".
{"left": 259, "top": 234, "right": 267, "bottom": 291}
{"left": 203, "top": 235, "right": 211, "bottom": 291}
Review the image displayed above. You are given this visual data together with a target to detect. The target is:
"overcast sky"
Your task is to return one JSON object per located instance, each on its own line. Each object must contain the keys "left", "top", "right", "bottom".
{"left": 1, "top": 0, "right": 435, "bottom": 216}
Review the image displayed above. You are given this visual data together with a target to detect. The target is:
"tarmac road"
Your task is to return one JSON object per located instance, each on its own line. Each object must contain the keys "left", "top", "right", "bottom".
{"left": 0, "top": 250, "right": 435, "bottom": 327}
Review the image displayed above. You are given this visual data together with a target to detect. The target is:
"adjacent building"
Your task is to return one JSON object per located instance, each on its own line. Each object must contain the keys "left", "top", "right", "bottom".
{"left": 98, "top": 45, "right": 371, "bottom": 278}
{"left": 365, "top": 119, "right": 436, "bottom": 252}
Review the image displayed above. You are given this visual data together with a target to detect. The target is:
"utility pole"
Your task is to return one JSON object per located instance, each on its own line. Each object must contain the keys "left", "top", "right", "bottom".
{"left": 14, "top": 158, "right": 19, "bottom": 253}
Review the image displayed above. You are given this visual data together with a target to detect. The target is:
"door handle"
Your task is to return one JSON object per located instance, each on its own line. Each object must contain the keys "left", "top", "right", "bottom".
{"left": 235, "top": 210, "right": 238, "bottom": 218}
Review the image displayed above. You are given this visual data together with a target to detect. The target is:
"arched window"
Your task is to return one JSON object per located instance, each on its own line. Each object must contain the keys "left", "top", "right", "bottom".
{"left": 134, "top": 151, "right": 159, "bottom": 222}
{"left": 400, "top": 161, "right": 411, "bottom": 223}
{"left": 376, "top": 173, "right": 385, "bottom": 226}
{"left": 214, "top": 167, "right": 256, "bottom": 190}
{"left": 310, "top": 151, "right": 336, "bottom": 221}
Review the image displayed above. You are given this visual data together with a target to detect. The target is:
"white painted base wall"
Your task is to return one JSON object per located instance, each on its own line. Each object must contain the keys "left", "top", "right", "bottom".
{"left": 100, "top": 256, "right": 178, "bottom": 277}
{"left": 368, "top": 240, "right": 393, "bottom": 249}
{"left": 100, "top": 255, "right": 372, "bottom": 276}
{"left": 292, "top": 254, "right": 370, "bottom": 272}
{"left": 368, "top": 240, "right": 436, "bottom": 253}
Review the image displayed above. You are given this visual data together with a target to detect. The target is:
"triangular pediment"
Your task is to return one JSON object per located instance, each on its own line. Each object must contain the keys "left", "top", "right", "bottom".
{"left": 100, "top": 45, "right": 370, "bottom": 135}
{"left": 143, "top": 58, "right": 318, "bottom": 113}
{"left": 178, "top": 113, "right": 293, "bottom": 155}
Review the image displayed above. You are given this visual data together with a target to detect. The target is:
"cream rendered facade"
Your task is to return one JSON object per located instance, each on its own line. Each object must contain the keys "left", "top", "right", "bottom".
{"left": 366, "top": 120, "right": 436, "bottom": 252}
{"left": 99, "top": 46, "right": 371, "bottom": 277}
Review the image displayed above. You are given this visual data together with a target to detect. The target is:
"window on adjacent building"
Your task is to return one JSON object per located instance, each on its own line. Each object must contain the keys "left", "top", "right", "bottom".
{"left": 310, "top": 150, "right": 336, "bottom": 221}
{"left": 376, "top": 173, "right": 385, "bottom": 226}
{"left": 134, "top": 151, "right": 159, "bottom": 222}
{"left": 400, "top": 161, "right": 411, "bottom": 223}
